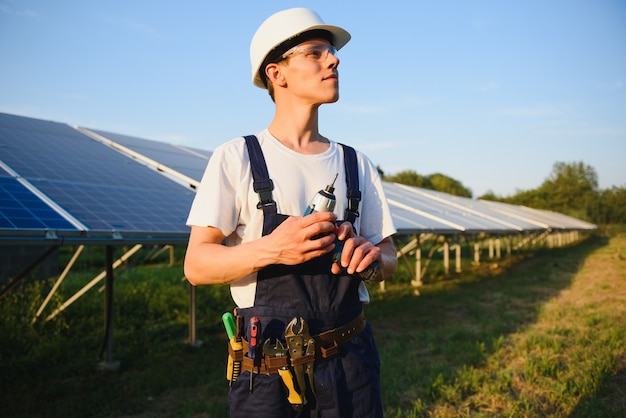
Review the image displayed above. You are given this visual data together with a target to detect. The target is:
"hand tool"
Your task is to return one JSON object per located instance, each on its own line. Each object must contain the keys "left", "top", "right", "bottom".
{"left": 285, "top": 317, "right": 307, "bottom": 404}
{"left": 302, "top": 325, "right": 316, "bottom": 397}
{"left": 222, "top": 312, "right": 242, "bottom": 385}
{"left": 248, "top": 316, "right": 261, "bottom": 392}
{"left": 263, "top": 339, "right": 304, "bottom": 411}
{"left": 222, "top": 312, "right": 236, "bottom": 339}
{"left": 303, "top": 176, "right": 380, "bottom": 283}
{"left": 285, "top": 317, "right": 317, "bottom": 404}
{"left": 304, "top": 173, "right": 338, "bottom": 215}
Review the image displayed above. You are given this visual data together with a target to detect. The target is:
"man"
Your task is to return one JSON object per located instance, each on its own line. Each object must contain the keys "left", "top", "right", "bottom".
{"left": 185, "top": 8, "right": 397, "bottom": 417}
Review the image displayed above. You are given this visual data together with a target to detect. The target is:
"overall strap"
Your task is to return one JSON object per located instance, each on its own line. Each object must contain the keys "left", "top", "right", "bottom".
{"left": 244, "top": 135, "right": 361, "bottom": 229}
{"left": 340, "top": 144, "right": 361, "bottom": 227}
{"left": 244, "top": 135, "right": 277, "bottom": 221}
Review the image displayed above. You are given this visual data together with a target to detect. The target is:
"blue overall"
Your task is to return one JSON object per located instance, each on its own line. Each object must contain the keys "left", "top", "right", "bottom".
{"left": 228, "top": 135, "right": 383, "bottom": 418}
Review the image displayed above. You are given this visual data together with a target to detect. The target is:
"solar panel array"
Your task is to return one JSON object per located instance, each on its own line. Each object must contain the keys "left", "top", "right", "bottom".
{"left": 0, "top": 113, "right": 195, "bottom": 244}
{"left": 385, "top": 182, "right": 532, "bottom": 234}
{"left": 0, "top": 112, "right": 596, "bottom": 245}
{"left": 385, "top": 183, "right": 596, "bottom": 235}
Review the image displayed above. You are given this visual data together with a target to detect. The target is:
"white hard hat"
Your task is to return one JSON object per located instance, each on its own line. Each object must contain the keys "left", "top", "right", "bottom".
{"left": 250, "top": 8, "right": 351, "bottom": 89}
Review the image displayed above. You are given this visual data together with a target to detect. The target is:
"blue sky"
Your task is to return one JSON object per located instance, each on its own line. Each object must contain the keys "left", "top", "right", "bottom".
{"left": 1, "top": 0, "right": 624, "bottom": 197}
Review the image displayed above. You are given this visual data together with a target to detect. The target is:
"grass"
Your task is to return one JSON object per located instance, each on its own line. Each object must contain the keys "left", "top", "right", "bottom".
{"left": 1, "top": 232, "right": 625, "bottom": 417}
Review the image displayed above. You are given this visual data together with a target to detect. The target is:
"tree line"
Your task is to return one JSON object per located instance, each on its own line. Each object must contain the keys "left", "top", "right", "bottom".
{"left": 381, "top": 161, "right": 626, "bottom": 226}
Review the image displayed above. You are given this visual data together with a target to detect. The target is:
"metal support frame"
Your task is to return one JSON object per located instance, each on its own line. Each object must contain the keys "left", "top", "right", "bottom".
{"left": 414, "top": 236, "right": 422, "bottom": 287}
{"left": 32, "top": 245, "right": 85, "bottom": 323}
{"left": 474, "top": 241, "right": 481, "bottom": 265}
{"left": 33, "top": 243, "right": 203, "bottom": 368}
{"left": 453, "top": 243, "right": 462, "bottom": 273}
{"left": 443, "top": 238, "right": 450, "bottom": 274}
{"left": 45, "top": 244, "right": 143, "bottom": 321}
{"left": 148, "top": 244, "right": 175, "bottom": 266}
{"left": 97, "top": 245, "right": 120, "bottom": 371}
{"left": 392, "top": 231, "right": 538, "bottom": 289}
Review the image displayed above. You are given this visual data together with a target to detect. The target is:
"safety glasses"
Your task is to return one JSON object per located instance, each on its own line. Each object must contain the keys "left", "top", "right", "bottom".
{"left": 280, "top": 44, "right": 338, "bottom": 62}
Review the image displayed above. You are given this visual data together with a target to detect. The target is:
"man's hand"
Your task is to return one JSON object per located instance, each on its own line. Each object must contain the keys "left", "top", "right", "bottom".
{"left": 330, "top": 222, "right": 382, "bottom": 276}
{"left": 265, "top": 212, "right": 338, "bottom": 266}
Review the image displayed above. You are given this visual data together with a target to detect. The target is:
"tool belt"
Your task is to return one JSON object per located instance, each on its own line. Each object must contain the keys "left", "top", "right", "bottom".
{"left": 231, "top": 311, "right": 365, "bottom": 375}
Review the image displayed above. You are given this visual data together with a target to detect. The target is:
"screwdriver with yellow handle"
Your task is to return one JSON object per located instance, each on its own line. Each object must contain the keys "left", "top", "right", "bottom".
{"left": 222, "top": 312, "right": 243, "bottom": 385}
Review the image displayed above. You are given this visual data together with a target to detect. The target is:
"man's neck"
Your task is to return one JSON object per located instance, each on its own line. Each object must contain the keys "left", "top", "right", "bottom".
{"left": 268, "top": 103, "right": 329, "bottom": 154}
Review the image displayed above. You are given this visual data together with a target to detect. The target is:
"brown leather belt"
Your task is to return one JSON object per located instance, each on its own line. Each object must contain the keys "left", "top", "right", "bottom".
{"left": 235, "top": 311, "right": 366, "bottom": 375}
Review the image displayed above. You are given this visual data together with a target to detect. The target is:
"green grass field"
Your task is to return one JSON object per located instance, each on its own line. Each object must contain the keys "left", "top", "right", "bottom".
{"left": 1, "top": 232, "right": 625, "bottom": 417}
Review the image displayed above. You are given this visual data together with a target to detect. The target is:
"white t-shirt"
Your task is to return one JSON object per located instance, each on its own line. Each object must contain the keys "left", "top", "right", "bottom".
{"left": 187, "top": 129, "right": 396, "bottom": 307}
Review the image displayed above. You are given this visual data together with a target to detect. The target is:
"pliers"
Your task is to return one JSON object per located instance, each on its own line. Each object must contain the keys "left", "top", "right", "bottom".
{"left": 284, "top": 317, "right": 316, "bottom": 404}
{"left": 263, "top": 339, "right": 304, "bottom": 410}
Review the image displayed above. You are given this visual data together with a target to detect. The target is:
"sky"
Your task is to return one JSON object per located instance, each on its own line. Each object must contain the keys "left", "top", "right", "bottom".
{"left": 1, "top": 0, "right": 625, "bottom": 198}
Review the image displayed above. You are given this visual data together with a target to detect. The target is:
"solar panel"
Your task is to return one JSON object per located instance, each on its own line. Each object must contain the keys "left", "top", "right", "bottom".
{"left": 479, "top": 200, "right": 597, "bottom": 231}
{"left": 0, "top": 169, "right": 77, "bottom": 233}
{"left": 383, "top": 182, "right": 521, "bottom": 234}
{"left": 82, "top": 128, "right": 211, "bottom": 185}
{"left": 394, "top": 185, "right": 545, "bottom": 232}
{"left": 0, "top": 113, "right": 194, "bottom": 241}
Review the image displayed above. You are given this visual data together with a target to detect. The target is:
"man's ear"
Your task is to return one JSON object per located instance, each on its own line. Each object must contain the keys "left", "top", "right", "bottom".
{"left": 266, "top": 63, "right": 287, "bottom": 87}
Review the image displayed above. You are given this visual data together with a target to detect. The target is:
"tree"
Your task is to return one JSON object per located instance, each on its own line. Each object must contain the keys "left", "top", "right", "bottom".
{"left": 384, "top": 170, "right": 432, "bottom": 189}
{"left": 478, "top": 190, "right": 499, "bottom": 201}
{"left": 428, "top": 173, "right": 472, "bottom": 197}
{"left": 595, "top": 185, "right": 626, "bottom": 224}
{"left": 498, "top": 161, "right": 601, "bottom": 222}
{"left": 540, "top": 161, "right": 598, "bottom": 219}
{"left": 383, "top": 170, "right": 472, "bottom": 197}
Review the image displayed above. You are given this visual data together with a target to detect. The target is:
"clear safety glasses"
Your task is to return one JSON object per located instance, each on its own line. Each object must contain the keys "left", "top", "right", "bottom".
{"left": 280, "top": 44, "right": 338, "bottom": 62}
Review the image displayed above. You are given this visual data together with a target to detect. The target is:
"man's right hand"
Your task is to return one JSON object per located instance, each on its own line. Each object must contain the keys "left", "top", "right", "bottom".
{"left": 266, "top": 212, "right": 338, "bottom": 265}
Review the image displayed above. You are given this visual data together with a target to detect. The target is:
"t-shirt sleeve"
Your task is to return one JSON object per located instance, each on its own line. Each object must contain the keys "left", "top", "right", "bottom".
{"left": 358, "top": 153, "right": 397, "bottom": 245}
{"left": 186, "top": 141, "right": 242, "bottom": 237}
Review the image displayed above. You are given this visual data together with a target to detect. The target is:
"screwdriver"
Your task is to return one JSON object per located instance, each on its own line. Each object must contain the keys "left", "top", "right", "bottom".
{"left": 303, "top": 173, "right": 338, "bottom": 215}
{"left": 222, "top": 312, "right": 242, "bottom": 385}
{"left": 304, "top": 174, "right": 380, "bottom": 284}
{"left": 248, "top": 316, "right": 261, "bottom": 393}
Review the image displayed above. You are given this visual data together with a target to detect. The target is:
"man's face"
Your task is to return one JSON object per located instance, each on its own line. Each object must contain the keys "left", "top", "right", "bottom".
{"left": 279, "top": 38, "right": 341, "bottom": 105}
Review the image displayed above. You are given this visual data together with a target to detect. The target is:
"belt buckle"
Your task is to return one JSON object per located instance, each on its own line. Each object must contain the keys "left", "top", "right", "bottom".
{"left": 320, "top": 340, "right": 339, "bottom": 359}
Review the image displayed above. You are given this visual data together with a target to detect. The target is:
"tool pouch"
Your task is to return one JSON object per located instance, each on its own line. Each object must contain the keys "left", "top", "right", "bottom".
{"left": 227, "top": 337, "right": 244, "bottom": 384}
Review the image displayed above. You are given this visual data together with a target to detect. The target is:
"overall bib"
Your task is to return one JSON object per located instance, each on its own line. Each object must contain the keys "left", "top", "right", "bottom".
{"left": 228, "top": 135, "right": 383, "bottom": 418}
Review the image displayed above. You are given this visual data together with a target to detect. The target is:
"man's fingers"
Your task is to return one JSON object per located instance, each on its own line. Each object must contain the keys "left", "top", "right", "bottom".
{"left": 335, "top": 222, "right": 354, "bottom": 240}
{"left": 341, "top": 238, "right": 380, "bottom": 274}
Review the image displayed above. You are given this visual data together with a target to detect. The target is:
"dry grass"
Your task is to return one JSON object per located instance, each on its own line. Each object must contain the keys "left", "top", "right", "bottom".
{"left": 377, "top": 233, "right": 626, "bottom": 417}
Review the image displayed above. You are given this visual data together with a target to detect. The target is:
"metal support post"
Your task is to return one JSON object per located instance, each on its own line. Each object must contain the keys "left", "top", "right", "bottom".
{"left": 187, "top": 282, "right": 202, "bottom": 347}
{"left": 474, "top": 242, "right": 480, "bottom": 265}
{"left": 97, "top": 245, "right": 120, "bottom": 371}
{"left": 443, "top": 239, "right": 449, "bottom": 275}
